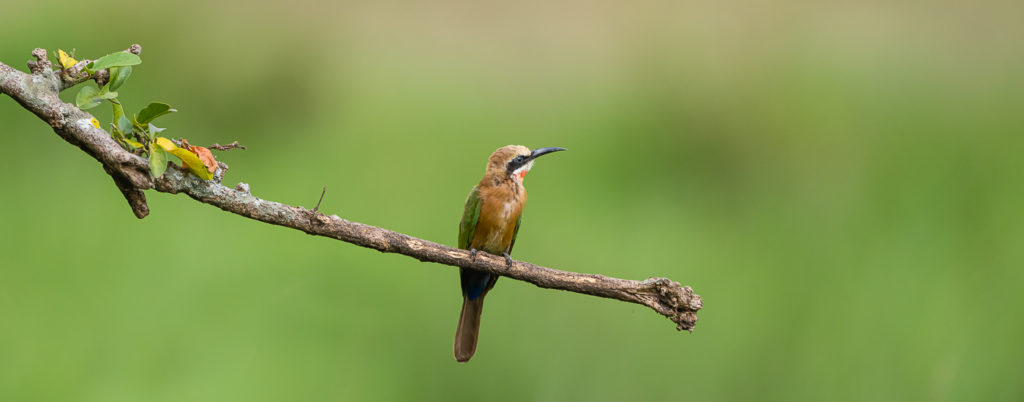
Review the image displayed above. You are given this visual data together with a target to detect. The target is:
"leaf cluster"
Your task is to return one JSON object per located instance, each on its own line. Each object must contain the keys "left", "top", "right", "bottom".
{"left": 60, "top": 48, "right": 218, "bottom": 180}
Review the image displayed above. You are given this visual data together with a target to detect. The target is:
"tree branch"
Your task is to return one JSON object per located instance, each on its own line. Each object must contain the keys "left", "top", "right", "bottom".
{"left": 0, "top": 47, "right": 702, "bottom": 332}
{"left": 208, "top": 140, "right": 246, "bottom": 151}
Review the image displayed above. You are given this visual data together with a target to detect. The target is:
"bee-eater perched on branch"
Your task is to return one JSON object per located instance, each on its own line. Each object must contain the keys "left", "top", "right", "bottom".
{"left": 454, "top": 145, "right": 566, "bottom": 363}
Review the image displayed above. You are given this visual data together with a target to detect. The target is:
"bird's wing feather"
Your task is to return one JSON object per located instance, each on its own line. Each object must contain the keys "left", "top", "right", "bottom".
{"left": 458, "top": 186, "right": 483, "bottom": 249}
{"left": 507, "top": 212, "right": 522, "bottom": 255}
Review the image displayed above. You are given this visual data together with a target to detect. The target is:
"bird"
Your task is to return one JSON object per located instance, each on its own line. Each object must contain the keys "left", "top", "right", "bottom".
{"left": 454, "top": 145, "right": 565, "bottom": 363}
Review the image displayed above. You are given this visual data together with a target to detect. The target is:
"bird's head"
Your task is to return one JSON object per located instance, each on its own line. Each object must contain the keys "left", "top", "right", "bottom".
{"left": 485, "top": 145, "right": 566, "bottom": 184}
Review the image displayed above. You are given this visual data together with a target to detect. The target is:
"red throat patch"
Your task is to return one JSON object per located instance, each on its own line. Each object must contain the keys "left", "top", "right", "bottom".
{"left": 516, "top": 169, "right": 528, "bottom": 180}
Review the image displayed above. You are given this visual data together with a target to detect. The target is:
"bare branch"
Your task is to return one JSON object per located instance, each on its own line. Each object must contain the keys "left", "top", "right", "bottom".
{"left": 208, "top": 141, "right": 246, "bottom": 151}
{"left": 0, "top": 48, "right": 702, "bottom": 332}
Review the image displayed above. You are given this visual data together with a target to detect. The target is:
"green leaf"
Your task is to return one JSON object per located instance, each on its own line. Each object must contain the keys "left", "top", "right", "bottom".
{"left": 148, "top": 123, "right": 166, "bottom": 136}
{"left": 90, "top": 52, "right": 141, "bottom": 71}
{"left": 97, "top": 88, "right": 119, "bottom": 100}
{"left": 112, "top": 102, "right": 126, "bottom": 131}
{"left": 107, "top": 66, "right": 132, "bottom": 91}
{"left": 136, "top": 102, "right": 176, "bottom": 125}
{"left": 130, "top": 114, "right": 144, "bottom": 132}
{"left": 112, "top": 102, "right": 125, "bottom": 122}
{"left": 75, "top": 85, "right": 101, "bottom": 109}
{"left": 149, "top": 142, "right": 168, "bottom": 178}
{"left": 117, "top": 115, "right": 132, "bottom": 137}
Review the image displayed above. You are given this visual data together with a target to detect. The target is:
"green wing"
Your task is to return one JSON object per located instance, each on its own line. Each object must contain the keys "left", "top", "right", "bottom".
{"left": 458, "top": 186, "right": 483, "bottom": 249}
{"left": 507, "top": 212, "right": 522, "bottom": 254}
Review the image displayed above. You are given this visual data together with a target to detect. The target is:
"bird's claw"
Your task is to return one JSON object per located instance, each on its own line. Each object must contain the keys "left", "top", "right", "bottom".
{"left": 469, "top": 248, "right": 478, "bottom": 262}
{"left": 502, "top": 252, "right": 513, "bottom": 267}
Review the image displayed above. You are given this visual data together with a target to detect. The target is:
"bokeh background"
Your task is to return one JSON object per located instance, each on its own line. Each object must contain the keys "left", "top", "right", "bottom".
{"left": 2, "top": 1, "right": 1022, "bottom": 401}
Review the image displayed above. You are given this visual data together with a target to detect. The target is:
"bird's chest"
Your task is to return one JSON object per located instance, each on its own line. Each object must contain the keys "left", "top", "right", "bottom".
{"left": 471, "top": 198, "right": 523, "bottom": 254}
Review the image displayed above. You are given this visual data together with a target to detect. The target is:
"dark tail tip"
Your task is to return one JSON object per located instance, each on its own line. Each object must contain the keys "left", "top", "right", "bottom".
{"left": 454, "top": 296, "right": 485, "bottom": 362}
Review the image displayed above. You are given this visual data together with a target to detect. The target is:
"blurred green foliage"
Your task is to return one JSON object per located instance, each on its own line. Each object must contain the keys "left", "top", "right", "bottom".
{"left": 1, "top": 1, "right": 1022, "bottom": 401}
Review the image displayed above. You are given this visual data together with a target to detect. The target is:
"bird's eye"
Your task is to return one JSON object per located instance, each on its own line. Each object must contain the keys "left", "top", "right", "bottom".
{"left": 514, "top": 155, "right": 525, "bottom": 163}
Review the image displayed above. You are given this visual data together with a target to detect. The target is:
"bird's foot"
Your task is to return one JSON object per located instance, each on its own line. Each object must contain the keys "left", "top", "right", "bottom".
{"left": 469, "top": 248, "right": 478, "bottom": 262}
{"left": 502, "top": 252, "right": 514, "bottom": 267}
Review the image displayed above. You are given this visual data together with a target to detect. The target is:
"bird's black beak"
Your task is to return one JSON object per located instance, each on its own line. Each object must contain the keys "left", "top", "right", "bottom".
{"left": 527, "top": 147, "right": 566, "bottom": 162}
{"left": 507, "top": 147, "right": 565, "bottom": 174}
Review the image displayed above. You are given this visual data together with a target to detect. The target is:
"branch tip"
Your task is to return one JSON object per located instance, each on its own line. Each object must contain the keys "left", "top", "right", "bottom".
{"left": 105, "top": 165, "right": 150, "bottom": 219}
{"left": 27, "top": 48, "right": 51, "bottom": 73}
{"left": 94, "top": 69, "right": 110, "bottom": 87}
{"left": 209, "top": 141, "right": 246, "bottom": 151}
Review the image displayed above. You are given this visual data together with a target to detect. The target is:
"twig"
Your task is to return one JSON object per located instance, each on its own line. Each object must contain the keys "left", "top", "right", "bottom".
{"left": 208, "top": 141, "right": 246, "bottom": 151}
{"left": 0, "top": 47, "right": 702, "bottom": 332}
{"left": 313, "top": 187, "right": 327, "bottom": 212}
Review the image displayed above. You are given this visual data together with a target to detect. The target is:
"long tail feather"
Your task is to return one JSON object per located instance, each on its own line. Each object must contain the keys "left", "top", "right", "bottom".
{"left": 454, "top": 296, "right": 486, "bottom": 363}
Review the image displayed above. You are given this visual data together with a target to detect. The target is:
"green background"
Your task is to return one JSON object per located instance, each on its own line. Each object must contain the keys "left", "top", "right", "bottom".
{"left": 2, "top": 1, "right": 1022, "bottom": 401}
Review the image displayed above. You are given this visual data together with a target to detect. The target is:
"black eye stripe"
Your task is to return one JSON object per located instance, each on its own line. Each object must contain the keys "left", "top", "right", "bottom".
{"left": 506, "top": 155, "right": 529, "bottom": 173}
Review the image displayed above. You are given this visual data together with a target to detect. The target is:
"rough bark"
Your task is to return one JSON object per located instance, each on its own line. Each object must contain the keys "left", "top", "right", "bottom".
{"left": 0, "top": 47, "right": 702, "bottom": 332}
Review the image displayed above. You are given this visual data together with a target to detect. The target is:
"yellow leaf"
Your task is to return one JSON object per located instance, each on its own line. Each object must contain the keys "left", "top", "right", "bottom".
{"left": 90, "top": 117, "right": 100, "bottom": 129}
{"left": 58, "top": 49, "right": 78, "bottom": 69}
{"left": 154, "top": 137, "right": 214, "bottom": 180}
{"left": 123, "top": 138, "right": 143, "bottom": 148}
{"left": 155, "top": 137, "right": 178, "bottom": 152}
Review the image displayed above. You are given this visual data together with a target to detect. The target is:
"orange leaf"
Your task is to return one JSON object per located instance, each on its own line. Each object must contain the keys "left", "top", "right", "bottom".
{"left": 181, "top": 139, "right": 218, "bottom": 173}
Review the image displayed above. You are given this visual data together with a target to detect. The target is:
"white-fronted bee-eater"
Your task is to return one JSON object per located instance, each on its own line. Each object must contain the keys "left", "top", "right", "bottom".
{"left": 454, "top": 145, "right": 566, "bottom": 362}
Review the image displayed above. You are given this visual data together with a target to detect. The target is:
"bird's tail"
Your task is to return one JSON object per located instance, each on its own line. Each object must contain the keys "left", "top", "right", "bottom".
{"left": 454, "top": 295, "right": 486, "bottom": 363}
